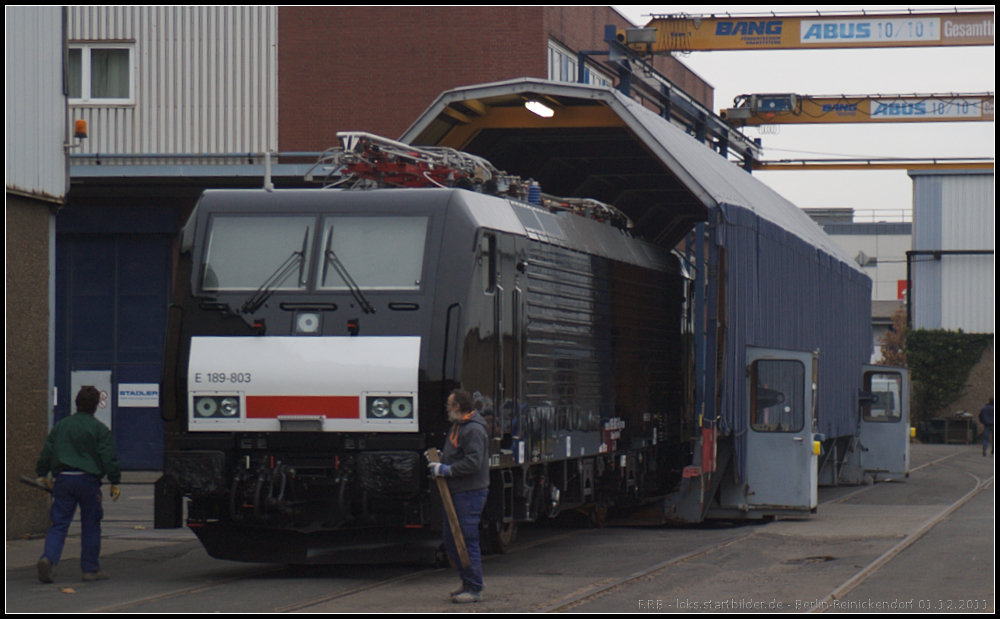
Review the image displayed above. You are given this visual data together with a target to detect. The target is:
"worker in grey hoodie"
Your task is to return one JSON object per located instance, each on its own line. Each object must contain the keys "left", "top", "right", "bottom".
{"left": 428, "top": 388, "right": 489, "bottom": 603}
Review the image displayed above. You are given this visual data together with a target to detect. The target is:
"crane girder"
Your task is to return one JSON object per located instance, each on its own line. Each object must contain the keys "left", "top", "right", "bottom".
{"left": 721, "top": 93, "right": 994, "bottom": 126}
{"left": 619, "top": 10, "right": 994, "bottom": 54}
{"left": 753, "top": 159, "right": 994, "bottom": 172}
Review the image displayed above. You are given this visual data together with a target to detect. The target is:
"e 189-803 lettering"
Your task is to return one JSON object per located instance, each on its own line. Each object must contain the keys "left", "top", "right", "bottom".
{"left": 194, "top": 372, "right": 252, "bottom": 384}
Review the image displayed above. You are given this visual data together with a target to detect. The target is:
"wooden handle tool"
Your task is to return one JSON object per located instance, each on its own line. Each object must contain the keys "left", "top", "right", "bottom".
{"left": 425, "top": 448, "right": 471, "bottom": 569}
{"left": 20, "top": 474, "right": 52, "bottom": 494}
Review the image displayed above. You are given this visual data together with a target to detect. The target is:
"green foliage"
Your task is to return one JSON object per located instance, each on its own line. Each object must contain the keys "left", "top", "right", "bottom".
{"left": 905, "top": 329, "right": 991, "bottom": 422}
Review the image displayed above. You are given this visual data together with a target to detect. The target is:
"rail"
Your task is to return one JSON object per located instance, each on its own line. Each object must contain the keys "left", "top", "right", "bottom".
{"left": 22, "top": 447, "right": 989, "bottom": 613}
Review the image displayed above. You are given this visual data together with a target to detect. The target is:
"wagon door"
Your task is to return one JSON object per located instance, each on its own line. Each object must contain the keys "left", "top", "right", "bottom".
{"left": 745, "top": 347, "right": 818, "bottom": 512}
{"left": 858, "top": 366, "right": 910, "bottom": 477}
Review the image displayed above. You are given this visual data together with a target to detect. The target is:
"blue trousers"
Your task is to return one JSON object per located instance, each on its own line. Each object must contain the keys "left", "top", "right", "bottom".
{"left": 441, "top": 488, "right": 488, "bottom": 592}
{"left": 42, "top": 473, "right": 104, "bottom": 573}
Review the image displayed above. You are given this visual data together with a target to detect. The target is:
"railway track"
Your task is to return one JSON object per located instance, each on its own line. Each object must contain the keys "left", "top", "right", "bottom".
{"left": 30, "top": 448, "right": 992, "bottom": 613}
{"left": 810, "top": 462, "right": 993, "bottom": 614}
{"left": 89, "top": 563, "right": 288, "bottom": 613}
{"left": 284, "top": 449, "right": 991, "bottom": 614}
{"left": 538, "top": 450, "right": 993, "bottom": 613}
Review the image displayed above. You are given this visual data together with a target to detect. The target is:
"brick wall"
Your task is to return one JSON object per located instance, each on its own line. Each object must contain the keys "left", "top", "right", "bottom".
{"left": 279, "top": 6, "right": 547, "bottom": 151}
{"left": 279, "top": 7, "right": 713, "bottom": 152}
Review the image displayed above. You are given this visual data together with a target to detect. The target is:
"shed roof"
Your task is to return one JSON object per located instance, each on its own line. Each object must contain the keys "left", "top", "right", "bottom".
{"left": 401, "top": 78, "right": 860, "bottom": 273}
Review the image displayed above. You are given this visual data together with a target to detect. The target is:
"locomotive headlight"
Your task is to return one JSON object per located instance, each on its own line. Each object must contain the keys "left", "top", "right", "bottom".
{"left": 296, "top": 312, "right": 321, "bottom": 334}
{"left": 370, "top": 397, "right": 390, "bottom": 418}
{"left": 365, "top": 394, "right": 415, "bottom": 422}
{"left": 195, "top": 397, "right": 218, "bottom": 417}
{"left": 391, "top": 397, "right": 413, "bottom": 418}
{"left": 192, "top": 394, "right": 243, "bottom": 421}
{"left": 220, "top": 397, "right": 240, "bottom": 417}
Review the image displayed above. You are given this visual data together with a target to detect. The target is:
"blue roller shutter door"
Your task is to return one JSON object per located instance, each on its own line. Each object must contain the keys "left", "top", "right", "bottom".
{"left": 55, "top": 232, "right": 170, "bottom": 469}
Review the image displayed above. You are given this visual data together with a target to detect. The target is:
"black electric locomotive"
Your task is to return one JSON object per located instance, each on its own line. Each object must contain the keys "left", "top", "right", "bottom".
{"left": 156, "top": 141, "right": 694, "bottom": 564}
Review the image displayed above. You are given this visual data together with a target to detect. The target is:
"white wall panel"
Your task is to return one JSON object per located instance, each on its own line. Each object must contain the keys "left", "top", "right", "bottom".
{"left": 911, "top": 170, "right": 994, "bottom": 334}
{"left": 940, "top": 173, "right": 994, "bottom": 333}
{"left": 6, "top": 6, "right": 67, "bottom": 201}
{"left": 67, "top": 7, "right": 277, "bottom": 160}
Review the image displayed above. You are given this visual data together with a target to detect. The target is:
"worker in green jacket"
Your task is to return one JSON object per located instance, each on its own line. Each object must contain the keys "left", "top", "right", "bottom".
{"left": 35, "top": 385, "right": 121, "bottom": 584}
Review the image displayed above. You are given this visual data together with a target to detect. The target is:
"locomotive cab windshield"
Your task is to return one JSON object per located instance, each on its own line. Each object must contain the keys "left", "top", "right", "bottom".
{"left": 199, "top": 213, "right": 431, "bottom": 295}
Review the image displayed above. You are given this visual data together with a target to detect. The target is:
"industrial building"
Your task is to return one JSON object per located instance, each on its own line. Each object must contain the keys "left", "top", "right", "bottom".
{"left": 909, "top": 169, "right": 994, "bottom": 419}
{"left": 7, "top": 6, "right": 989, "bottom": 538}
{"left": 7, "top": 6, "right": 716, "bottom": 536}
{"left": 54, "top": 6, "right": 723, "bottom": 469}
{"left": 909, "top": 169, "right": 994, "bottom": 334}
{"left": 6, "top": 6, "right": 67, "bottom": 540}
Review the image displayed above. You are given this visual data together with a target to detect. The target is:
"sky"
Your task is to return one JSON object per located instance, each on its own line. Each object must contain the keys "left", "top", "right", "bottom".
{"left": 613, "top": 5, "right": 995, "bottom": 219}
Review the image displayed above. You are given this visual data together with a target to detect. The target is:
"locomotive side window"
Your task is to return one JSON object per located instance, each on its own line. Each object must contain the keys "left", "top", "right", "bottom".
{"left": 317, "top": 216, "right": 428, "bottom": 291}
{"left": 202, "top": 216, "right": 315, "bottom": 291}
{"left": 862, "top": 371, "right": 902, "bottom": 422}
{"left": 750, "top": 359, "right": 804, "bottom": 432}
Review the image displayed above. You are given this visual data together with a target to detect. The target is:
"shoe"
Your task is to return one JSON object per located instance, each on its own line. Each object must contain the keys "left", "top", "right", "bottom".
{"left": 452, "top": 590, "right": 482, "bottom": 604}
{"left": 82, "top": 571, "right": 109, "bottom": 581}
{"left": 37, "top": 558, "right": 54, "bottom": 584}
{"left": 450, "top": 585, "right": 466, "bottom": 598}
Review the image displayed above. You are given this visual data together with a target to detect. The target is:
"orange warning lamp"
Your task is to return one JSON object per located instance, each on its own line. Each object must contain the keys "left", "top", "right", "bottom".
{"left": 74, "top": 119, "right": 88, "bottom": 139}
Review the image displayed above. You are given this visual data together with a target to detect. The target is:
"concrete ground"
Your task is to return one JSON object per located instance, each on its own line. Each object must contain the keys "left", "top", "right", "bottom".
{"left": 5, "top": 445, "right": 994, "bottom": 613}
{"left": 6, "top": 471, "right": 196, "bottom": 572}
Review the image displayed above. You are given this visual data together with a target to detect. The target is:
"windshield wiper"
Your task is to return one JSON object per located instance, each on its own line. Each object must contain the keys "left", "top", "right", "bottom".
{"left": 322, "top": 226, "right": 375, "bottom": 314}
{"left": 241, "top": 229, "right": 309, "bottom": 315}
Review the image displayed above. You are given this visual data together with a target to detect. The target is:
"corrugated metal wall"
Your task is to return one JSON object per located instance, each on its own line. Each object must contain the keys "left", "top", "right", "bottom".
{"left": 716, "top": 205, "right": 873, "bottom": 482}
{"left": 66, "top": 6, "right": 277, "bottom": 159}
{"left": 911, "top": 170, "right": 994, "bottom": 333}
{"left": 6, "top": 6, "right": 67, "bottom": 200}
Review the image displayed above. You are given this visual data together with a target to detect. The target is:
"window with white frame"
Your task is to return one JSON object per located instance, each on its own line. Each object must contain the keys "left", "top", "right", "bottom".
{"left": 548, "top": 41, "right": 577, "bottom": 82}
{"left": 581, "top": 66, "right": 613, "bottom": 89}
{"left": 68, "top": 43, "right": 134, "bottom": 104}
{"left": 548, "top": 40, "right": 614, "bottom": 88}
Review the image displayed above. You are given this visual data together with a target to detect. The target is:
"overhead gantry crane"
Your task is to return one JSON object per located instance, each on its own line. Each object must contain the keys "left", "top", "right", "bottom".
{"left": 721, "top": 93, "right": 994, "bottom": 125}
{"left": 598, "top": 8, "right": 993, "bottom": 172}
{"left": 611, "top": 9, "right": 994, "bottom": 172}
{"left": 617, "top": 8, "right": 994, "bottom": 53}
{"left": 718, "top": 92, "right": 995, "bottom": 171}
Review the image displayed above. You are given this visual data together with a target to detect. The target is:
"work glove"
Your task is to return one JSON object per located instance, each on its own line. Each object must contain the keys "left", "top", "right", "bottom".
{"left": 427, "top": 462, "right": 451, "bottom": 478}
{"left": 37, "top": 476, "right": 53, "bottom": 491}
{"left": 110, "top": 485, "right": 121, "bottom": 502}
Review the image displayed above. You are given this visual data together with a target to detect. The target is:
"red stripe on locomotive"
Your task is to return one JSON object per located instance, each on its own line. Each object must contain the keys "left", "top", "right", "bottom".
{"left": 245, "top": 395, "right": 360, "bottom": 419}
